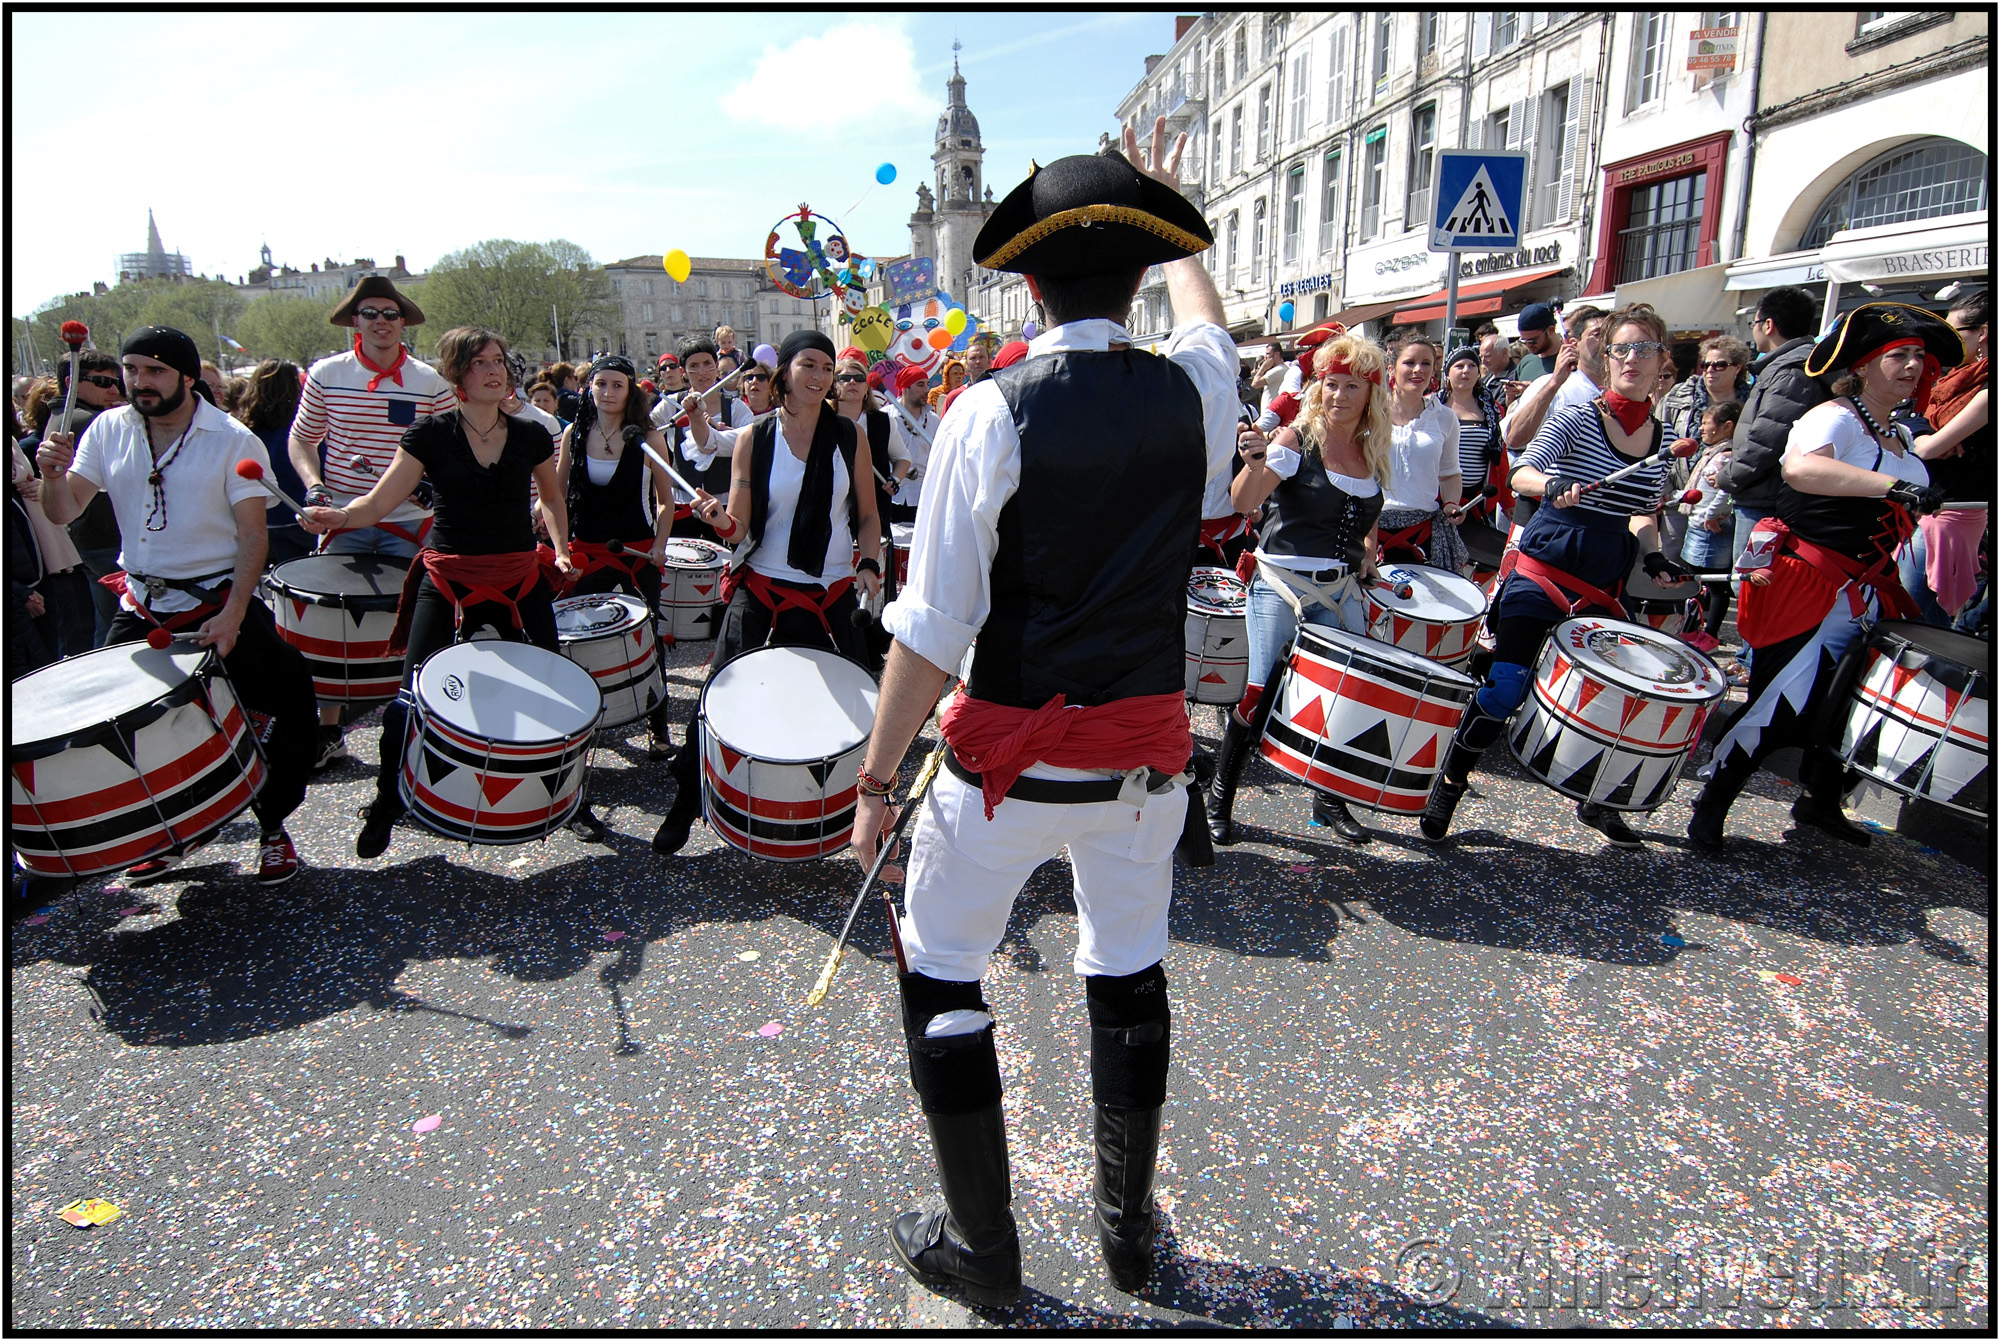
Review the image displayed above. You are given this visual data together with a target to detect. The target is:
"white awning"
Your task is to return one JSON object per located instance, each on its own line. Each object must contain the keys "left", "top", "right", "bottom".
{"left": 1723, "top": 250, "right": 1826, "bottom": 292}
{"left": 1614, "top": 263, "right": 1735, "bottom": 332}
{"left": 1817, "top": 212, "right": 1988, "bottom": 284}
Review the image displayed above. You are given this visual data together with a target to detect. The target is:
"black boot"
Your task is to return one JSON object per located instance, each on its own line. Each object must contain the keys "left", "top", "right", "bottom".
{"left": 1311, "top": 793, "right": 1370, "bottom": 843}
{"left": 1094, "top": 1104, "right": 1164, "bottom": 1292}
{"left": 1577, "top": 801, "right": 1644, "bottom": 848}
{"left": 889, "top": 1105, "right": 1023, "bottom": 1308}
{"left": 652, "top": 723, "right": 703, "bottom": 855}
{"left": 1418, "top": 739, "right": 1481, "bottom": 843}
{"left": 1792, "top": 751, "right": 1870, "bottom": 846}
{"left": 1687, "top": 745, "right": 1757, "bottom": 853}
{"left": 1206, "top": 713, "right": 1257, "bottom": 845}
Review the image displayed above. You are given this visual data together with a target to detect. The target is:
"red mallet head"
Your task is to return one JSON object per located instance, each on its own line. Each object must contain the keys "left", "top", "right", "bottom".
{"left": 348, "top": 453, "right": 373, "bottom": 474}
{"left": 1678, "top": 488, "right": 1704, "bottom": 506}
{"left": 59, "top": 320, "right": 89, "bottom": 349}
{"left": 145, "top": 627, "right": 174, "bottom": 650}
{"left": 234, "top": 458, "right": 265, "bottom": 481}
{"left": 1669, "top": 437, "right": 1701, "bottom": 459}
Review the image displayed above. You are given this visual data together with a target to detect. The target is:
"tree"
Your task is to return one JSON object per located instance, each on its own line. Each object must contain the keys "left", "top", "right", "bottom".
{"left": 236, "top": 294, "right": 344, "bottom": 367}
{"left": 22, "top": 277, "right": 247, "bottom": 371}
{"left": 412, "top": 239, "right": 615, "bottom": 363}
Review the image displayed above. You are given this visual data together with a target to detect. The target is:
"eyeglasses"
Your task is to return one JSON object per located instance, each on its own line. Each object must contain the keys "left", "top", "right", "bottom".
{"left": 1606, "top": 341, "right": 1667, "bottom": 361}
{"left": 81, "top": 374, "right": 123, "bottom": 389}
{"left": 1950, "top": 324, "right": 1984, "bottom": 334}
{"left": 1697, "top": 361, "right": 1740, "bottom": 372}
{"left": 354, "top": 306, "right": 402, "bottom": 322}
{"left": 833, "top": 374, "right": 868, "bottom": 384}
{"left": 742, "top": 372, "right": 771, "bottom": 383}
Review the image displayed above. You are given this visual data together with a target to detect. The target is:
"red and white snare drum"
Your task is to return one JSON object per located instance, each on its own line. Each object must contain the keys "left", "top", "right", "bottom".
{"left": 268, "top": 554, "right": 409, "bottom": 707}
{"left": 400, "top": 642, "right": 603, "bottom": 844}
{"left": 554, "top": 592, "right": 663, "bottom": 729}
{"left": 1365, "top": 563, "right": 1489, "bottom": 667}
{"left": 1838, "top": 621, "right": 1989, "bottom": 819}
{"left": 660, "top": 537, "right": 729, "bottom": 641}
{"left": 9, "top": 642, "right": 266, "bottom": 877}
{"left": 699, "top": 645, "right": 879, "bottom": 861}
{"left": 1507, "top": 617, "right": 1726, "bottom": 813}
{"left": 1186, "top": 566, "right": 1250, "bottom": 704}
{"left": 890, "top": 521, "right": 915, "bottom": 589}
{"left": 1258, "top": 627, "right": 1477, "bottom": 814}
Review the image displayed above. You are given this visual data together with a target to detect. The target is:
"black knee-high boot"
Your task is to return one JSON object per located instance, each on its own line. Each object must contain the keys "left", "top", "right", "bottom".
{"left": 1792, "top": 747, "right": 1871, "bottom": 846}
{"left": 1087, "top": 965, "right": 1171, "bottom": 1292}
{"left": 651, "top": 718, "right": 704, "bottom": 855}
{"left": 1206, "top": 713, "right": 1257, "bottom": 844}
{"left": 890, "top": 974, "right": 1022, "bottom": 1307}
{"left": 1419, "top": 701, "right": 1511, "bottom": 842}
{"left": 1687, "top": 742, "right": 1759, "bottom": 852}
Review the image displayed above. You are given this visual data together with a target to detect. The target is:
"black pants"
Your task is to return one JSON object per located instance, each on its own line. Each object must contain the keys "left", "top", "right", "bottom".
{"left": 667, "top": 579, "right": 870, "bottom": 802}
{"left": 106, "top": 599, "right": 318, "bottom": 835}
{"left": 570, "top": 563, "right": 670, "bottom": 734}
{"left": 373, "top": 576, "right": 561, "bottom": 805}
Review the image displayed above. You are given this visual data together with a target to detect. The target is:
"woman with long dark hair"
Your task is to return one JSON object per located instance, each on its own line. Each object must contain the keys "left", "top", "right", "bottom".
{"left": 651, "top": 329, "right": 885, "bottom": 855}
{"left": 237, "top": 359, "right": 314, "bottom": 566}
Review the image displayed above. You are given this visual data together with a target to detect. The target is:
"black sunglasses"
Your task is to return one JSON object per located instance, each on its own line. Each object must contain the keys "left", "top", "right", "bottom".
{"left": 354, "top": 306, "right": 403, "bottom": 322}
{"left": 81, "top": 373, "right": 124, "bottom": 389}
{"left": 833, "top": 374, "right": 868, "bottom": 384}
{"left": 741, "top": 372, "right": 771, "bottom": 383}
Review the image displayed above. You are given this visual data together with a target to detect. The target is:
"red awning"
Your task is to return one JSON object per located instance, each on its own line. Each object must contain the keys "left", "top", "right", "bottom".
{"left": 1387, "top": 263, "right": 1570, "bottom": 324}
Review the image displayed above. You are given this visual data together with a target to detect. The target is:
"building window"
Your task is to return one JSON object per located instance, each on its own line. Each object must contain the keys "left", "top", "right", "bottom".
{"left": 1371, "top": 15, "right": 1393, "bottom": 94}
{"left": 645, "top": 278, "right": 655, "bottom": 296}
{"left": 1226, "top": 212, "right": 1240, "bottom": 283}
{"left": 1361, "top": 130, "right": 1387, "bottom": 239}
{"left": 671, "top": 304, "right": 684, "bottom": 324}
{"left": 1319, "top": 150, "right": 1342, "bottom": 253}
{"left": 699, "top": 303, "right": 710, "bottom": 324}
{"left": 1626, "top": 12, "right": 1670, "bottom": 111}
{"left": 1210, "top": 123, "right": 1223, "bottom": 182}
{"left": 1326, "top": 23, "right": 1348, "bottom": 123}
{"left": 1288, "top": 49, "right": 1310, "bottom": 141}
{"left": 645, "top": 331, "right": 658, "bottom": 357}
{"left": 1800, "top": 137, "right": 1990, "bottom": 249}
{"left": 1421, "top": 13, "right": 1441, "bottom": 58}
{"left": 1214, "top": 45, "right": 1227, "bottom": 95}
{"left": 1618, "top": 173, "right": 1706, "bottom": 282}
{"left": 1283, "top": 165, "right": 1306, "bottom": 262}
{"left": 1405, "top": 103, "right": 1436, "bottom": 233}
{"left": 1257, "top": 84, "right": 1273, "bottom": 161}
{"left": 1234, "top": 26, "right": 1248, "bottom": 80}
{"left": 1206, "top": 218, "right": 1220, "bottom": 272}
{"left": 1702, "top": 9, "right": 1739, "bottom": 28}
{"left": 1230, "top": 105, "right": 1244, "bottom": 175}
{"left": 1252, "top": 198, "right": 1268, "bottom": 275}
{"left": 1532, "top": 82, "right": 1569, "bottom": 225}
{"left": 697, "top": 280, "right": 709, "bottom": 298}
{"left": 1493, "top": 11, "right": 1521, "bottom": 51}
{"left": 642, "top": 302, "right": 655, "bottom": 323}
{"left": 1263, "top": 15, "right": 1281, "bottom": 59}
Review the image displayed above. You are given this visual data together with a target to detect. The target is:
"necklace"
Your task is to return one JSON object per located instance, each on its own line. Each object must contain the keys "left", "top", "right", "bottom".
{"left": 142, "top": 414, "right": 198, "bottom": 533}
{"left": 1848, "top": 395, "right": 1899, "bottom": 448}
{"left": 463, "top": 409, "right": 506, "bottom": 440}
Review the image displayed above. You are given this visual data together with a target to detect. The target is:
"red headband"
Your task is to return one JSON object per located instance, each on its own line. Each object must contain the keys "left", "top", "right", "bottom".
{"left": 1855, "top": 336, "right": 1942, "bottom": 410}
{"left": 1852, "top": 336, "right": 1923, "bottom": 373}
{"left": 1317, "top": 353, "right": 1381, "bottom": 385}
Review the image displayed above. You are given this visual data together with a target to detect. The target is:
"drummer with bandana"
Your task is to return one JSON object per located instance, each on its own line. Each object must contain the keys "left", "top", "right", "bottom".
{"left": 1687, "top": 303, "right": 1959, "bottom": 850}
{"left": 850, "top": 122, "right": 1240, "bottom": 1304}
{"left": 35, "top": 325, "right": 320, "bottom": 887}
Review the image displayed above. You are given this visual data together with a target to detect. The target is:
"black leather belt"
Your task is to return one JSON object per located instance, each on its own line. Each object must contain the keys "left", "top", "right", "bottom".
{"left": 944, "top": 749, "right": 1178, "bottom": 805}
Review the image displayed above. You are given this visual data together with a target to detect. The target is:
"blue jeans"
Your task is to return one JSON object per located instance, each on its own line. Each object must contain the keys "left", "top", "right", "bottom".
{"left": 326, "top": 524, "right": 420, "bottom": 560}
{"left": 77, "top": 546, "right": 122, "bottom": 647}
{"left": 1244, "top": 567, "right": 1369, "bottom": 697}
{"left": 266, "top": 519, "right": 318, "bottom": 569}
{"left": 1896, "top": 524, "right": 1954, "bottom": 629}
{"left": 1679, "top": 515, "right": 1733, "bottom": 568}
{"left": 1730, "top": 505, "right": 1774, "bottom": 666}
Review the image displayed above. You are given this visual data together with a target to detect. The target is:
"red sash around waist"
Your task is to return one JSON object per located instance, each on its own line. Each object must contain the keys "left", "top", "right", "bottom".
{"left": 721, "top": 568, "right": 855, "bottom": 642}
{"left": 1507, "top": 550, "right": 1627, "bottom": 619}
{"left": 1736, "top": 517, "right": 1918, "bottom": 647}
{"left": 1198, "top": 513, "right": 1253, "bottom": 563}
{"left": 1378, "top": 518, "right": 1433, "bottom": 562}
{"left": 100, "top": 570, "right": 230, "bottom": 633}
{"left": 940, "top": 689, "right": 1193, "bottom": 820}
{"left": 571, "top": 539, "right": 655, "bottom": 584}
{"left": 387, "top": 548, "right": 561, "bottom": 655}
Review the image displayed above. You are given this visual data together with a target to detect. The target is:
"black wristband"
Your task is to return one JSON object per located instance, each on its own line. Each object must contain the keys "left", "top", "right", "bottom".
{"left": 856, "top": 556, "right": 881, "bottom": 577}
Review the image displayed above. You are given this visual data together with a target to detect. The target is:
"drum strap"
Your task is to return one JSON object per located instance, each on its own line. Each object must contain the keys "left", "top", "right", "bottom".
{"left": 1378, "top": 517, "right": 1432, "bottom": 563}
{"left": 102, "top": 569, "right": 233, "bottom": 631}
{"left": 1197, "top": 513, "right": 1252, "bottom": 564}
{"left": 387, "top": 549, "right": 551, "bottom": 654}
{"left": 1508, "top": 551, "right": 1626, "bottom": 619}
{"left": 571, "top": 540, "right": 653, "bottom": 585}
{"left": 727, "top": 568, "right": 855, "bottom": 644}
{"left": 1254, "top": 558, "right": 1356, "bottom": 621}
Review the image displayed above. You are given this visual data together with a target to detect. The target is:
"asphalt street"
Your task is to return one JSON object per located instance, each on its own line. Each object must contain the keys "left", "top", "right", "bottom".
{"left": 9, "top": 637, "right": 1990, "bottom": 1329}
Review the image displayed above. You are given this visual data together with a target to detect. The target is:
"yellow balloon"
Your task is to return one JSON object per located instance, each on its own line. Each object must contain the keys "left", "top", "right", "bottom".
{"left": 663, "top": 249, "right": 692, "bottom": 283}
{"left": 943, "top": 308, "right": 967, "bottom": 336}
{"left": 850, "top": 306, "right": 895, "bottom": 353}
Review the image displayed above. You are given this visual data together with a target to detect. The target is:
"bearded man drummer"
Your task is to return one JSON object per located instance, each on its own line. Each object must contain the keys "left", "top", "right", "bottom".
{"left": 36, "top": 325, "right": 319, "bottom": 886}
{"left": 851, "top": 120, "right": 1240, "bottom": 1304}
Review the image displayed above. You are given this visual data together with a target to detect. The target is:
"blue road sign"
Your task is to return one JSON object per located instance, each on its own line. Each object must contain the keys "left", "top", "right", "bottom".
{"left": 1431, "top": 150, "right": 1528, "bottom": 252}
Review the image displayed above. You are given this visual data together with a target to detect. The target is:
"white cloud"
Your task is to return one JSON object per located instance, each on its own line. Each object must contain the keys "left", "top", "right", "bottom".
{"left": 726, "top": 22, "right": 934, "bottom": 135}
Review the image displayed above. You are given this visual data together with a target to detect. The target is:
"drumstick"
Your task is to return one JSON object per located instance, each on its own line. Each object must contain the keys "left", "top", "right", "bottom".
{"left": 233, "top": 459, "right": 307, "bottom": 518}
{"left": 635, "top": 439, "right": 703, "bottom": 504}
{"left": 805, "top": 700, "right": 952, "bottom": 1008}
{"left": 1576, "top": 438, "right": 1700, "bottom": 498}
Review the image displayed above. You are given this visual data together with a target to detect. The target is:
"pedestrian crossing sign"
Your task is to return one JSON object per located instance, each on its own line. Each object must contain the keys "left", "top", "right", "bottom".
{"left": 1431, "top": 150, "right": 1527, "bottom": 252}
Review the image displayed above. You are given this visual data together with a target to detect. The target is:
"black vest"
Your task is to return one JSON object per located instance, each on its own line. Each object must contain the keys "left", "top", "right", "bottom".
{"left": 1777, "top": 440, "right": 1908, "bottom": 564}
{"left": 967, "top": 349, "right": 1205, "bottom": 709}
{"left": 1258, "top": 453, "right": 1386, "bottom": 570}
{"left": 734, "top": 414, "right": 861, "bottom": 576}
{"left": 569, "top": 430, "right": 652, "bottom": 543}
{"left": 674, "top": 388, "right": 741, "bottom": 496}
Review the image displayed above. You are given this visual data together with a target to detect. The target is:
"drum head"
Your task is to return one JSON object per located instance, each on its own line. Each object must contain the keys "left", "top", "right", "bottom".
{"left": 1296, "top": 624, "right": 1477, "bottom": 689}
{"left": 661, "top": 538, "right": 728, "bottom": 568}
{"left": 555, "top": 593, "right": 647, "bottom": 638}
{"left": 1872, "top": 620, "right": 1989, "bottom": 669}
{"left": 415, "top": 642, "right": 602, "bottom": 741}
{"left": 10, "top": 643, "right": 208, "bottom": 747}
{"left": 1189, "top": 566, "right": 1247, "bottom": 613}
{"left": 1552, "top": 618, "right": 1725, "bottom": 701}
{"left": 704, "top": 646, "right": 878, "bottom": 762}
{"left": 891, "top": 522, "right": 916, "bottom": 548}
{"left": 1372, "top": 564, "right": 1487, "bottom": 620}
{"left": 270, "top": 553, "right": 409, "bottom": 598}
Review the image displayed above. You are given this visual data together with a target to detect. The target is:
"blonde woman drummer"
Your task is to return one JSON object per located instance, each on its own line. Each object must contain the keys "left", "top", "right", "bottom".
{"left": 1206, "top": 333, "right": 1392, "bottom": 845}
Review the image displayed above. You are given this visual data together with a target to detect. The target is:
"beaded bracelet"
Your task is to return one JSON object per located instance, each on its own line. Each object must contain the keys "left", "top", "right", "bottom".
{"left": 857, "top": 765, "right": 895, "bottom": 797}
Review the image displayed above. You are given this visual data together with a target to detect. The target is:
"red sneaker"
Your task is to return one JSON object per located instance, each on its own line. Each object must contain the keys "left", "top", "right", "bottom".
{"left": 255, "top": 831, "right": 300, "bottom": 886}
{"left": 125, "top": 853, "right": 182, "bottom": 885}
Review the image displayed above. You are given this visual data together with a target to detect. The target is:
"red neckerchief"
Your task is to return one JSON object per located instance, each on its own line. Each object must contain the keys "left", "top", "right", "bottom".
{"left": 1600, "top": 389, "right": 1654, "bottom": 434}
{"left": 353, "top": 334, "right": 408, "bottom": 392}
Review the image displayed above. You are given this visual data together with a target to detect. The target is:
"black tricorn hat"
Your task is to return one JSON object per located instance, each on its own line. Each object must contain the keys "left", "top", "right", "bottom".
{"left": 329, "top": 274, "right": 426, "bottom": 327}
{"left": 1804, "top": 301, "right": 1961, "bottom": 379}
{"left": 973, "top": 151, "right": 1212, "bottom": 277}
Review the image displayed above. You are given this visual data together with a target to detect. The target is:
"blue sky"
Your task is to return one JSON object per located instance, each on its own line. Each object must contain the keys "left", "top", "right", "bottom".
{"left": 9, "top": 10, "right": 1179, "bottom": 316}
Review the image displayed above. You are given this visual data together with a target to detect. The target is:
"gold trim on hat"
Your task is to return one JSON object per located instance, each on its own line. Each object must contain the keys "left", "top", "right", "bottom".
{"left": 1804, "top": 301, "right": 1960, "bottom": 377}
{"left": 977, "top": 204, "right": 1211, "bottom": 270}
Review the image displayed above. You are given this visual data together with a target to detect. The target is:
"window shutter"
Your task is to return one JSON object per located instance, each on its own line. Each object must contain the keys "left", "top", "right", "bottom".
{"left": 1557, "top": 74, "right": 1589, "bottom": 222}
{"left": 1509, "top": 96, "right": 1536, "bottom": 231}
{"left": 1472, "top": 13, "right": 1492, "bottom": 59}
{"left": 1530, "top": 10, "right": 1551, "bottom": 32}
{"left": 1469, "top": 108, "right": 1486, "bottom": 150}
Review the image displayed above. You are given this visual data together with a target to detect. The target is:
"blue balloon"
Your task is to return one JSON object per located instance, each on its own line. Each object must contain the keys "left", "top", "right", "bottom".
{"left": 876, "top": 162, "right": 897, "bottom": 185}
{"left": 1278, "top": 301, "right": 1296, "bottom": 323}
